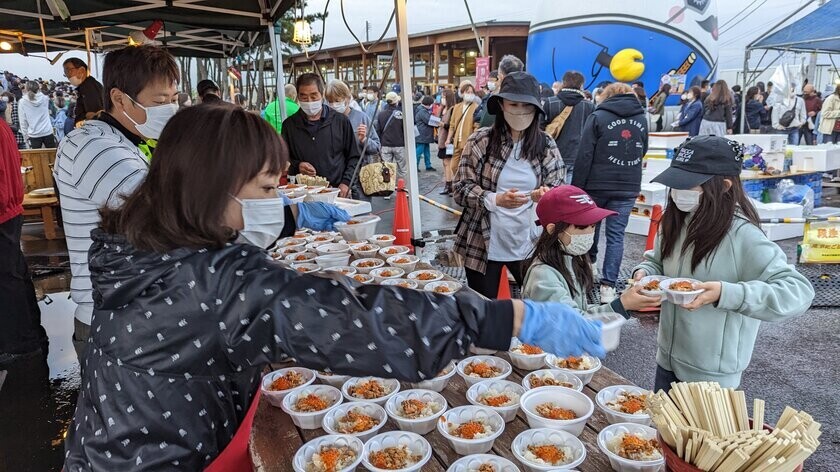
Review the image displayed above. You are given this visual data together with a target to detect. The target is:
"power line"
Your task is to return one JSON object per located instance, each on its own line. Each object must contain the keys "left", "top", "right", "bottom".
{"left": 720, "top": 0, "right": 769, "bottom": 36}
{"left": 719, "top": 0, "right": 762, "bottom": 29}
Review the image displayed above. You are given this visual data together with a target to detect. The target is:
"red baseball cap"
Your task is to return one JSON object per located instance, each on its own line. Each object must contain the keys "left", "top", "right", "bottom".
{"left": 535, "top": 186, "right": 617, "bottom": 227}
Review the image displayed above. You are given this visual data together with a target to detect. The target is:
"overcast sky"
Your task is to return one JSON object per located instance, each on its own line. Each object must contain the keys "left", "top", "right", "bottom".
{"left": 0, "top": 0, "right": 824, "bottom": 81}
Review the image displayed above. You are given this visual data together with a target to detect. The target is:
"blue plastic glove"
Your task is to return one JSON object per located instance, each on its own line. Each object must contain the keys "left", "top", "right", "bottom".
{"left": 279, "top": 193, "right": 293, "bottom": 206}
{"left": 519, "top": 300, "right": 606, "bottom": 359}
{"left": 296, "top": 202, "right": 351, "bottom": 231}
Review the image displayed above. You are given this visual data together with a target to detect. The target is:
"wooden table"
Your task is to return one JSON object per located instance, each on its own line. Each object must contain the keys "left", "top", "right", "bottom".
{"left": 250, "top": 354, "right": 640, "bottom": 471}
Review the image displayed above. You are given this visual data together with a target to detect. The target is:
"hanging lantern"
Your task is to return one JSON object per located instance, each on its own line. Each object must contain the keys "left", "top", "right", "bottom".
{"left": 293, "top": 19, "right": 312, "bottom": 45}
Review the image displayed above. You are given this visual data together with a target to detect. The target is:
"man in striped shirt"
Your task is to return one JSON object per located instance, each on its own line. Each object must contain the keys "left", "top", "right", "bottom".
{"left": 54, "top": 46, "right": 180, "bottom": 359}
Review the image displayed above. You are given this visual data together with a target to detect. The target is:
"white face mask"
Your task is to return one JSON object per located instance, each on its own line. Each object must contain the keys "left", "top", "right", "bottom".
{"left": 552, "top": 87, "right": 561, "bottom": 95}
{"left": 330, "top": 101, "right": 347, "bottom": 114}
{"left": 122, "top": 95, "right": 178, "bottom": 140}
{"left": 358, "top": 92, "right": 366, "bottom": 99}
{"left": 671, "top": 189, "right": 702, "bottom": 212}
{"left": 366, "top": 93, "right": 376, "bottom": 101}
{"left": 503, "top": 108, "right": 536, "bottom": 131}
{"left": 562, "top": 231, "right": 594, "bottom": 256}
{"left": 0, "top": 96, "right": 8, "bottom": 102}
{"left": 486, "top": 82, "right": 497, "bottom": 92}
{"left": 299, "top": 100, "right": 323, "bottom": 117}
{"left": 462, "top": 93, "right": 475, "bottom": 103}
{"left": 232, "top": 195, "right": 286, "bottom": 249}
{"left": 69, "top": 75, "right": 83, "bottom": 87}
{"left": 681, "top": 93, "right": 689, "bottom": 101}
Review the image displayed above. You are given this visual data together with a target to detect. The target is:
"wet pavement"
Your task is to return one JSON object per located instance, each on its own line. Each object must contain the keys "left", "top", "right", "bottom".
{"left": 2, "top": 163, "right": 839, "bottom": 470}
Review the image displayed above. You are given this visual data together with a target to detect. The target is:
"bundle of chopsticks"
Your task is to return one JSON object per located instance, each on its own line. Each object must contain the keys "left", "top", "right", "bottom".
{"left": 649, "top": 382, "right": 821, "bottom": 472}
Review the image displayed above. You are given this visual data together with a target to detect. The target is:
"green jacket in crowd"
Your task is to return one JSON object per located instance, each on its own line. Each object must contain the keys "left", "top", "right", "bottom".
{"left": 633, "top": 215, "right": 814, "bottom": 388}
{"left": 522, "top": 257, "right": 624, "bottom": 317}
{"left": 263, "top": 97, "right": 300, "bottom": 133}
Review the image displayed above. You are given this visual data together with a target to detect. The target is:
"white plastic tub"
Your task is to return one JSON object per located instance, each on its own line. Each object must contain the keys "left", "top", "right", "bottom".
{"left": 341, "top": 377, "right": 400, "bottom": 406}
{"left": 335, "top": 215, "right": 381, "bottom": 242}
{"left": 466, "top": 379, "right": 525, "bottom": 423}
{"left": 321, "top": 402, "right": 388, "bottom": 442}
{"left": 362, "top": 431, "right": 432, "bottom": 472}
{"left": 584, "top": 312, "right": 627, "bottom": 353}
{"left": 350, "top": 258, "right": 385, "bottom": 274}
{"left": 384, "top": 389, "right": 448, "bottom": 435}
{"left": 544, "top": 354, "right": 602, "bottom": 386}
{"left": 457, "top": 356, "right": 512, "bottom": 387}
{"left": 595, "top": 385, "right": 652, "bottom": 426}
{"left": 292, "top": 434, "right": 364, "bottom": 472}
{"left": 660, "top": 278, "right": 704, "bottom": 305}
{"left": 522, "top": 369, "right": 584, "bottom": 392}
{"left": 508, "top": 338, "right": 548, "bottom": 370}
{"left": 512, "top": 428, "right": 587, "bottom": 471}
{"left": 437, "top": 405, "right": 505, "bottom": 455}
{"left": 260, "top": 367, "right": 316, "bottom": 408}
{"left": 281, "top": 385, "right": 343, "bottom": 430}
{"left": 519, "top": 386, "right": 594, "bottom": 437}
{"left": 597, "top": 423, "right": 664, "bottom": 472}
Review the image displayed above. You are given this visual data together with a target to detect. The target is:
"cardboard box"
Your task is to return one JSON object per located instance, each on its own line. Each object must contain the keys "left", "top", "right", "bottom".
{"left": 725, "top": 134, "right": 787, "bottom": 153}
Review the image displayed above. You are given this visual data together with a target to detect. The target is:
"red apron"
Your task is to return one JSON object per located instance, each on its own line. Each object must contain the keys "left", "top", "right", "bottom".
{"left": 205, "top": 391, "right": 261, "bottom": 472}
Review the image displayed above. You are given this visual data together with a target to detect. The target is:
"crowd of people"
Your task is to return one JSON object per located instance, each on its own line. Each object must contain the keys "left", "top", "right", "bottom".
{"left": 0, "top": 44, "right": 822, "bottom": 470}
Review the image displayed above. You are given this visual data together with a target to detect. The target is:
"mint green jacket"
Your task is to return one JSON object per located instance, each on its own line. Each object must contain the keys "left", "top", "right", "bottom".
{"left": 522, "top": 258, "right": 620, "bottom": 317}
{"left": 633, "top": 216, "right": 814, "bottom": 388}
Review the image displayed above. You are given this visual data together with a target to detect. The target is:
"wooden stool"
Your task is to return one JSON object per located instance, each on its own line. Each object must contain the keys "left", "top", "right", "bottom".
{"left": 22, "top": 195, "right": 60, "bottom": 240}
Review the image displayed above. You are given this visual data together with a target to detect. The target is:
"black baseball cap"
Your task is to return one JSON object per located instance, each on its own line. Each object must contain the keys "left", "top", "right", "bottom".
{"left": 652, "top": 135, "right": 745, "bottom": 189}
{"left": 197, "top": 79, "right": 220, "bottom": 97}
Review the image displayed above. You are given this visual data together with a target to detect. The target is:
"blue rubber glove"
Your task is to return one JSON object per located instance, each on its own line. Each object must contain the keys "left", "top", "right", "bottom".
{"left": 279, "top": 193, "right": 293, "bottom": 206}
{"left": 519, "top": 300, "right": 606, "bottom": 359}
{"left": 296, "top": 202, "right": 351, "bottom": 231}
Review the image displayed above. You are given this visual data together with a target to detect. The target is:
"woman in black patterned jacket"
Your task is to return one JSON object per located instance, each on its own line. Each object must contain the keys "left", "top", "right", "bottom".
{"left": 64, "top": 105, "right": 603, "bottom": 471}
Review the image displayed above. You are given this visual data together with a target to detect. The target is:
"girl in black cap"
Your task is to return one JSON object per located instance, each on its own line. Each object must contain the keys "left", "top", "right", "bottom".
{"left": 632, "top": 136, "right": 814, "bottom": 391}
{"left": 453, "top": 71, "right": 564, "bottom": 298}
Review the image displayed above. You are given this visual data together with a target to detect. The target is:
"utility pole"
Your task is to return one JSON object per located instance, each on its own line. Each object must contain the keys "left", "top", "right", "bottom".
{"left": 365, "top": 21, "right": 371, "bottom": 43}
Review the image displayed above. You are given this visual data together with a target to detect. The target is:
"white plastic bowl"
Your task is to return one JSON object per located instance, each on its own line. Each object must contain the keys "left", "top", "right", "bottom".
{"left": 305, "top": 188, "right": 341, "bottom": 204}
{"left": 381, "top": 278, "right": 420, "bottom": 290}
{"left": 350, "top": 243, "right": 381, "bottom": 259}
{"left": 508, "top": 338, "right": 549, "bottom": 370}
{"left": 512, "top": 428, "right": 587, "bottom": 471}
{"left": 597, "top": 423, "right": 664, "bottom": 472}
{"left": 260, "top": 367, "right": 316, "bottom": 408}
{"left": 323, "top": 266, "right": 357, "bottom": 277}
{"left": 408, "top": 360, "right": 457, "bottom": 392}
{"left": 274, "top": 237, "right": 308, "bottom": 251}
{"left": 291, "top": 263, "right": 321, "bottom": 274}
{"left": 637, "top": 275, "right": 668, "bottom": 300}
{"left": 660, "top": 278, "right": 705, "bottom": 305}
{"left": 522, "top": 369, "right": 584, "bottom": 392}
{"left": 379, "top": 245, "right": 411, "bottom": 259}
{"left": 350, "top": 257, "right": 385, "bottom": 274}
{"left": 350, "top": 273, "right": 375, "bottom": 285}
{"left": 315, "top": 253, "right": 351, "bottom": 268}
{"left": 385, "top": 389, "right": 448, "bottom": 435}
{"left": 544, "top": 354, "right": 602, "bottom": 386}
{"left": 335, "top": 215, "right": 382, "bottom": 242}
{"left": 457, "top": 356, "right": 513, "bottom": 387}
{"left": 310, "top": 233, "right": 339, "bottom": 244}
{"left": 466, "top": 379, "right": 525, "bottom": 423}
{"left": 341, "top": 377, "right": 401, "bottom": 406}
{"left": 316, "top": 370, "right": 351, "bottom": 389}
{"left": 292, "top": 434, "right": 364, "bottom": 472}
{"left": 370, "top": 234, "right": 397, "bottom": 247}
{"left": 275, "top": 245, "right": 307, "bottom": 258}
{"left": 284, "top": 251, "right": 318, "bottom": 264}
{"left": 595, "top": 385, "right": 652, "bottom": 426}
{"left": 281, "top": 385, "right": 343, "bottom": 430}
{"left": 424, "top": 280, "right": 463, "bottom": 296}
{"left": 362, "top": 431, "right": 432, "bottom": 472}
{"left": 386, "top": 254, "right": 420, "bottom": 273}
{"left": 316, "top": 243, "right": 351, "bottom": 256}
{"left": 584, "top": 312, "right": 627, "bottom": 353}
{"left": 322, "top": 402, "right": 388, "bottom": 442}
{"left": 519, "top": 386, "right": 594, "bottom": 437}
{"left": 370, "top": 266, "right": 406, "bottom": 284}
{"left": 407, "top": 269, "right": 445, "bottom": 288}
{"left": 446, "top": 454, "right": 521, "bottom": 472}
{"left": 305, "top": 241, "right": 329, "bottom": 252}
{"left": 437, "top": 405, "right": 505, "bottom": 455}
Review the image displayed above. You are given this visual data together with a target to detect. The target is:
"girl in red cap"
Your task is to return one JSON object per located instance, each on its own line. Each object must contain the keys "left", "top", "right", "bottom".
{"left": 522, "top": 186, "right": 661, "bottom": 317}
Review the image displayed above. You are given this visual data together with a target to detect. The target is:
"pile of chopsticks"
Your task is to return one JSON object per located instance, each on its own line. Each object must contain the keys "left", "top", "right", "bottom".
{"left": 649, "top": 382, "right": 821, "bottom": 472}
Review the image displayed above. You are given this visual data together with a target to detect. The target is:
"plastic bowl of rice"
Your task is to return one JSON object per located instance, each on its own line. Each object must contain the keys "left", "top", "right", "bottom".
{"left": 261, "top": 367, "right": 316, "bottom": 407}
{"left": 457, "top": 356, "right": 512, "bottom": 387}
{"left": 466, "top": 379, "right": 525, "bottom": 423}
{"left": 597, "top": 423, "right": 664, "bottom": 472}
{"left": 322, "top": 402, "right": 388, "bottom": 442}
{"left": 436, "top": 405, "right": 505, "bottom": 456}
{"left": 292, "top": 434, "right": 364, "bottom": 472}
{"left": 341, "top": 377, "right": 400, "bottom": 406}
{"left": 446, "top": 454, "right": 521, "bottom": 472}
{"left": 519, "top": 386, "right": 594, "bottom": 437}
{"left": 508, "top": 337, "right": 548, "bottom": 370}
{"left": 281, "top": 385, "right": 343, "bottom": 430}
{"left": 522, "top": 369, "right": 584, "bottom": 392}
{"left": 596, "top": 385, "right": 652, "bottom": 426}
{"left": 362, "top": 431, "right": 432, "bottom": 472}
{"left": 512, "top": 428, "right": 587, "bottom": 472}
{"left": 384, "top": 389, "right": 448, "bottom": 435}
{"left": 408, "top": 360, "right": 457, "bottom": 392}
{"left": 544, "top": 354, "right": 602, "bottom": 386}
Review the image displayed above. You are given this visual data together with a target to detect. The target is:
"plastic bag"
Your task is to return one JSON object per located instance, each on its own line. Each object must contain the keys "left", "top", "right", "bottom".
{"left": 769, "top": 179, "right": 814, "bottom": 216}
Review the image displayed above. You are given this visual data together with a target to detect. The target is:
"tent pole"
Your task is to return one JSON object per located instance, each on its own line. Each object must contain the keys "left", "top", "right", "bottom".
{"left": 741, "top": 49, "right": 749, "bottom": 133}
{"left": 268, "top": 21, "right": 288, "bottom": 121}
{"left": 394, "top": 0, "right": 423, "bottom": 243}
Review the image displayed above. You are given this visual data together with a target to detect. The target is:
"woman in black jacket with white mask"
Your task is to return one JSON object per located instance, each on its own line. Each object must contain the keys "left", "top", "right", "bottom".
{"left": 63, "top": 105, "right": 604, "bottom": 471}
{"left": 572, "top": 83, "right": 648, "bottom": 303}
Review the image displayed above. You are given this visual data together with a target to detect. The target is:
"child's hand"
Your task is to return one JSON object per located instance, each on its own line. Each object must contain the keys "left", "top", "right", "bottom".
{"left": 619, "top": 284, "right": 662, "bottom": 311}
{"left": 681, "top": 281, "right": 722, "bottom": 310}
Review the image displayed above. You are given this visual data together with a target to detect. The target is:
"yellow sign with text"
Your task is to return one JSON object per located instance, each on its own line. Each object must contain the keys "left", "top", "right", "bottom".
{"left": 800, "top": 221, "right": 840, "bottom": 263}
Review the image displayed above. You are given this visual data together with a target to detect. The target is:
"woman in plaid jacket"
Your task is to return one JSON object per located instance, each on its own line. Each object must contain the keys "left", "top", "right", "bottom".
{"left": 454, "top": 72, "right": 564, "bottom": 298}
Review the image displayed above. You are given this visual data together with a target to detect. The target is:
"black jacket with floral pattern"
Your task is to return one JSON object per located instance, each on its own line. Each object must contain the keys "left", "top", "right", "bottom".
{"left": 64, "top": 229, "right": 513, "bottom": 471}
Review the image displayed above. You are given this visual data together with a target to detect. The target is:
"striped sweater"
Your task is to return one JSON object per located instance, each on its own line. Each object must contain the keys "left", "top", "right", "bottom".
{"left": 54, "top": 119, "right": 149, "bottom": 324}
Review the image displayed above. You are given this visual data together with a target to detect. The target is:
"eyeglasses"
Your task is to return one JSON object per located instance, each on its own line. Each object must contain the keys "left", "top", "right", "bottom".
{"left": 63, "top": 67, "right": 77, "bottom": 79}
